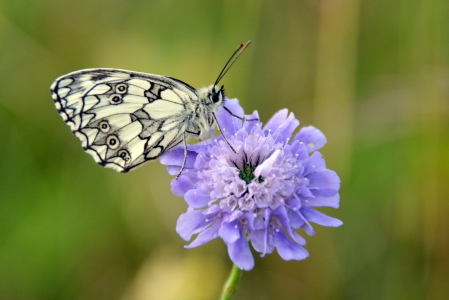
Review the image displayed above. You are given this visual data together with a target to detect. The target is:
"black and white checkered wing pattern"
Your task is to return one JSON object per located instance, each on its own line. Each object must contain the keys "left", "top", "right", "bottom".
{"left": 51, "top": 68, "right": 198, "bottom": 172}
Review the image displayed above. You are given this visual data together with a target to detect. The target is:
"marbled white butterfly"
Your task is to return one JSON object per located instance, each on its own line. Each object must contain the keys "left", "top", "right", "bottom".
{"left": 51, "top": 41, "right": 252, "bottom": 174}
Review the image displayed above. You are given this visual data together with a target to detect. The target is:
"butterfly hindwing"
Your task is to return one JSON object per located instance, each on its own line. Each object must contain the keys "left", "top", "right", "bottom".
{"left": 51, "top": 68, "right": 198, "bottom": 172}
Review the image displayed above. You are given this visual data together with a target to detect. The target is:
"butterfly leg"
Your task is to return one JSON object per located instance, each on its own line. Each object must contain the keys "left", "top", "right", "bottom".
{"left": 223, "top": 106, "right": 259, "bottom": 122}
{"left": 176, "top": 132, "right": 188, "bottom": 179}
{"left": 212, "top": 112, "right": 237, "bottom": 153}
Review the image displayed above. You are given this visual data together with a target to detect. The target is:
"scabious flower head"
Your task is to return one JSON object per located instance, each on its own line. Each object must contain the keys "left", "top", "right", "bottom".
{"left": 160, "top": 99, "right": 342, "bottom": 271}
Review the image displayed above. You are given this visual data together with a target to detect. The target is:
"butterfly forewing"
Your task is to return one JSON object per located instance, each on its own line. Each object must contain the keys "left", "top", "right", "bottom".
{"left": 51, "top": 68, "right": 201, "bottom": 172}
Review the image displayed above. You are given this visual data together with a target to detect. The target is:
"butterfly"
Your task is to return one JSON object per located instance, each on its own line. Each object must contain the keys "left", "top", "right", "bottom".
{"left": 51, "top": 41, "right": 252, "bottom": 174}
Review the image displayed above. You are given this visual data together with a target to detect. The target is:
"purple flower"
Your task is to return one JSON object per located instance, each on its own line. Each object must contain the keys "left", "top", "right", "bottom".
{"left": 160, "top": 99, "right": 342, "bottom": 271}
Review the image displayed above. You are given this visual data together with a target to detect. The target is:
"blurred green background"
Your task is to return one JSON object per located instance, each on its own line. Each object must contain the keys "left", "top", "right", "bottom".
{"left": 1, "top": 0, "right": 448, "bottom": 299}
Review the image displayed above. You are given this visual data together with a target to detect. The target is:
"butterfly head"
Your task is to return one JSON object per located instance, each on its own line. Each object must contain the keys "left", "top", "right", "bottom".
{"left": 209, "top": 85, "right": 225, "bottom": 105}
{"left": 197, "top": 84, "right": 225, "bottom": 107}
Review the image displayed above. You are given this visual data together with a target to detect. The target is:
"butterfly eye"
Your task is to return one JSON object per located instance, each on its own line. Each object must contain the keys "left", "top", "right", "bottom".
{"left": 110, "top": 94, "right": 123, "bottom": 104}
{"left": 99, "top": 120, "right": 110, "bottom": 133}
{"left": 106, "top": 135, "right": 120, "bottom": 149}
{"left": 116, "top": 83, "right": 128, "bottom": 94}
{"left": 210, "top": 91, "right": 220, "bottom": 103}
{"left": 118, "top": 149, "right": 131, "bottom": 163}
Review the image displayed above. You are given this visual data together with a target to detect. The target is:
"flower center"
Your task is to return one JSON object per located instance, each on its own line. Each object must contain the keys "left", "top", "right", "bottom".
{"left": 238, "top": 164, "right": 264, "bottom": 184}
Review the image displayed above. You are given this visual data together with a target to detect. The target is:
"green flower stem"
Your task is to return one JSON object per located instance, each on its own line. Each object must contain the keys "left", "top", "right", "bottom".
{"left": 219, "top": 264, "right": 243, "bottom": 300}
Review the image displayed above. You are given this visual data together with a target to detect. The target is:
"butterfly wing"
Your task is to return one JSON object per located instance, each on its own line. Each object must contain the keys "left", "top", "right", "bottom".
{"left": 51, "top": 68, "right": 198, "bottom": 172}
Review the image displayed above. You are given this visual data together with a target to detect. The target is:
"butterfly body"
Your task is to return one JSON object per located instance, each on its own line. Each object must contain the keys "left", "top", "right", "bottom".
{"left": 51, "top": 68, "right": 225, "bottom": 172}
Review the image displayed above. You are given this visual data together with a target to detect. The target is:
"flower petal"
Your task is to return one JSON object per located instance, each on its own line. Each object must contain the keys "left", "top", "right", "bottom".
{"left": 254, "top": 149, "right": 281, "bottom": 178}
{"left": 171, "top": 175, "right": 195, "bottom": 196}
{"left": 204, "top": 204, "right": 222, "bottom": 215}
{"left": 176, "top": 210, "right": 211, "bottom": 241}
{"left": 219, "top": 219, "right": 241, "bottom": 244}
{"left": 297, "top": 186, "right": 315, "bottom": 198}
{"left": 288, "top": 209, "right": 305, "bottom": 229}
{"left": 293, "top": 126, "right": 327, "bottom": 153}
{"left": 249, "top": 229, "right": 267, "bottom": 255}
{"left": 217, "top": 98, "right": 244, "bottom": 135}
{"left": 291, "top": 231, "right": 307, "bottom": 246}
{"left": 228, "top": 237, "right": 255, "bottom": 271}
{"left": 290, "top": 140, "right": 309, "bottom": 162}
{"left": 252, "top": 207, "right": 271, "bottom": 231}
{"left": 193, "top": 151, "right": 210, "bottom": 170}
{"left": 307, "top": 170, "right": 340, "bottom": 191}
{"left": 159, "top": 147, "right": 197, "bottom": 168}
{"left": 229, "top": 210, "right": 244, "bottom": 222}
{"left": 243, "top": 111, "right": 261, "bottom": 133}
{"left": 304, "top": 193, "right": 340, "bottom": 208}
{"left": 263, "top": 109, "right": 289, "bottom": 134}
{"left": 272, "top": 206, "right": 295, "bottom": 238}
{"left": 292, "top": 209, "right": 316, "bottom": 235}
{"left": 274, "top": 112, "right": 300, "bottom": 144}
{"left": 274, "top": 229, "right": 309, "bottom": 261}
{"left": 300, "top": 207, "right": 343, "bottom": 227}
{"left": 303, "top": 151, "right": 327, "bottom": 174}
{"left": 165, "top": 165, "right": 182, "bottom": 176}
{"left": 185, "top": 220, "right": 221, "bottom": 248}
{"left": 185, "top": 189, "right": 210, "bottom": 208}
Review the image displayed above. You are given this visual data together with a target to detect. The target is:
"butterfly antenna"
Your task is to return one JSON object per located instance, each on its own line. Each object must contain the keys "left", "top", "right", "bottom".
{"left": 214, "top": 40, "right": 252, "bottom": 87}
